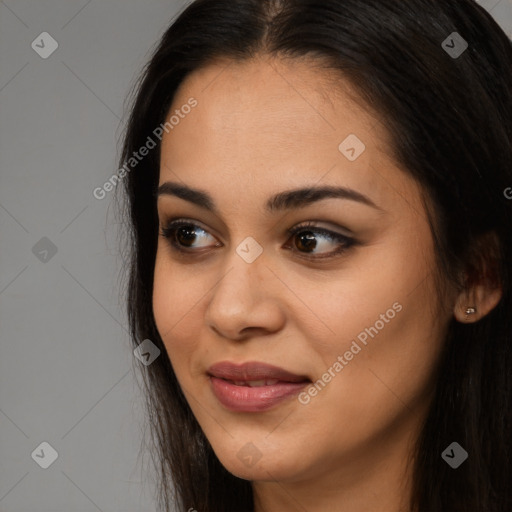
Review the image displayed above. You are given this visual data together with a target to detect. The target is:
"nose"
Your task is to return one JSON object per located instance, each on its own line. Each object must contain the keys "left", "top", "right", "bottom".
{"left": 204, "top": 250, "right": 286, "bottom": 341}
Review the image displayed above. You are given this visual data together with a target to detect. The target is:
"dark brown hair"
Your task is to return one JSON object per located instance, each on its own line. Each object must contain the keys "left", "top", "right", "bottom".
{"left": 115, "top": 1, "right": 512, "bottom": 510}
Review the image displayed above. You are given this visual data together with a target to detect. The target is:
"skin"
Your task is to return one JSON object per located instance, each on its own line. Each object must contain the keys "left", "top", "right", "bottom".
{"left": 152, "top": 55, "right": 502, "bottom": 512}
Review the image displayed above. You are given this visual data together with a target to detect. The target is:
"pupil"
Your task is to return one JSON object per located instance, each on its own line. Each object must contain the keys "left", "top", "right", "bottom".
{"left": 178, "top": 226, "right": 197, "bottom": 247}
{"left": 297, "top": 231, "right": 317, "bottom": 252}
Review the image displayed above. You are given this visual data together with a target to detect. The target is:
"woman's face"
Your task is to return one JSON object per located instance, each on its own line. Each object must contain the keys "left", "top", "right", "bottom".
{"left": 153, "top": 55, "right": 454, "bottom": 485}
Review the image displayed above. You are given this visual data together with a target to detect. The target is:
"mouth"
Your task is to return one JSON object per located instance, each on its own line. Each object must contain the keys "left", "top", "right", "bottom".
{"left": 207, "top": 361, "right": 311, "bottom": 412}
{"left": 219, "top": 378, "right": 291, "bottom": 387}
{"left": 207, "top": 360, "right": 311, "bottom": 382}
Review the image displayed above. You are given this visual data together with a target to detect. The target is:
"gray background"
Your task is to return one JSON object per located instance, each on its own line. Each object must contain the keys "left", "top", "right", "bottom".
{"left": 0, "top": 1, "right": 511, "bottom": 511}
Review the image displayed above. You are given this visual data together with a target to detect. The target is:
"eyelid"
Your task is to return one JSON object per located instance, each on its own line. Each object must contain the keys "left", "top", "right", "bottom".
{"left": 288, "top": 219, "right": 354, "bottom": 237}
{"left": 159, "top": 216, "right": 352, "bottom": 239}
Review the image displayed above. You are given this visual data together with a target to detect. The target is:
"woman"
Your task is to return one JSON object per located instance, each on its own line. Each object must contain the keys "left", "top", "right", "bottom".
{"left": 116, "top": 0, "right": 512, "bottom": 510}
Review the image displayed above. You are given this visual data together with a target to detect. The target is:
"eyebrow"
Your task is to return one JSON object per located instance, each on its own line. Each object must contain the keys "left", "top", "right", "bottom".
{"left": 156, "top": 181, "right": 384, "bottom": 214}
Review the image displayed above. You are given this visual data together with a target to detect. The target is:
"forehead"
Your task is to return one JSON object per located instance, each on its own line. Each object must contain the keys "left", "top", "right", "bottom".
{"left": 159, "top": 55, "right": 420, "bottom": 216}
{"left": 170, "top": 55, "right": 376, "bottom": 136}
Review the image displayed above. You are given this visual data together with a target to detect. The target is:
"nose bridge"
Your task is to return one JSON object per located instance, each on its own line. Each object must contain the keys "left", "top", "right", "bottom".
{"left": 212, "top": 236, "right": 267, "bottom": 306}
{"left": 204, "top": 237, "right": 284, "bottom": 338}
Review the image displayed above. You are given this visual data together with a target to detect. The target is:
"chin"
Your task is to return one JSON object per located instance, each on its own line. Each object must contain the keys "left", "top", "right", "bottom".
{"left": 212, "top": 441, "right": 307, "bottom": 482}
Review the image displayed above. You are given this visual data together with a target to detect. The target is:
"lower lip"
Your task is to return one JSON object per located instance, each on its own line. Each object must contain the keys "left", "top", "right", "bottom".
{"left": 209, "top": 376, "right": 309, "bottom": 412}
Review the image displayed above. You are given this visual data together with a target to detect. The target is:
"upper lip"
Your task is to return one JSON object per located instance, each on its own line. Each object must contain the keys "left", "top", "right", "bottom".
{"left": 208, "top": 361, "right": 310, "bottom": 383}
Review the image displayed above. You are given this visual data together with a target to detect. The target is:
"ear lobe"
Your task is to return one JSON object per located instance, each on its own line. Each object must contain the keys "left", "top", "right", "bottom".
{"left": 453, "top": 282, "right": 502, "bottom": 323}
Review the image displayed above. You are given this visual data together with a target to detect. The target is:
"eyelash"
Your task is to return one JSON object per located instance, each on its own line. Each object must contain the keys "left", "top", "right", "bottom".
{"left": 159, "top": 218, "right": 356, "bottom": 261}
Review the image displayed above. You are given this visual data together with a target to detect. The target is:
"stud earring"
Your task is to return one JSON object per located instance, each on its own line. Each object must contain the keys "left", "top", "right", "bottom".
{"left": 465, "top": 306, "right": 477, "bottom": 316}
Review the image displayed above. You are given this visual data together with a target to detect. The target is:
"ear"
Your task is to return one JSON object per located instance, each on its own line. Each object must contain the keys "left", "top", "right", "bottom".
{"left": 453, "top": 231, "right": 503, "bottom": 323}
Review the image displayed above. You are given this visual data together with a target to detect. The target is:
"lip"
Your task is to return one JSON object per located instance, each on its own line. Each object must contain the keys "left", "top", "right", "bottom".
{"left": 207, "top": 361, "right": 311, "bottom": 412}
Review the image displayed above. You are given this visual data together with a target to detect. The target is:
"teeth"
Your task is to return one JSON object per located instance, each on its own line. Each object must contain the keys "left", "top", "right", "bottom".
{"left": 246, "top": 380, "right": 267, "bottom": 387}
{"left": 231, "top": 379, "right": 280, "bottom": 387}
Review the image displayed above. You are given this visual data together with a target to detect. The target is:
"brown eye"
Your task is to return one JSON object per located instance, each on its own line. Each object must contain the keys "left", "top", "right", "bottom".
{"left": 174, "top": 225, "right": 200, "bottom": 247}
{"left": 160, "top": 221, "right": 219, "bottom": 252}
{"left": 159, "top": 218, "right": 357, "bottom": 261}
{"left": 294, "top": 231, "right": 318, "bottom": 252}
{"left": 285, "top": 222, "right": 356, "bottom": 260}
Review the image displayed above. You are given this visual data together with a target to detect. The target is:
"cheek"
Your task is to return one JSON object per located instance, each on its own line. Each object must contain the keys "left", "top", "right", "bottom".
{"left": 306, "top": 270, "right": 443, "bottom": 437}
{"left": 293, "top": 240, "right": 433, "bottom": 360}
{"left": 152, "top": 250, "right": 205, "bottom": 362}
